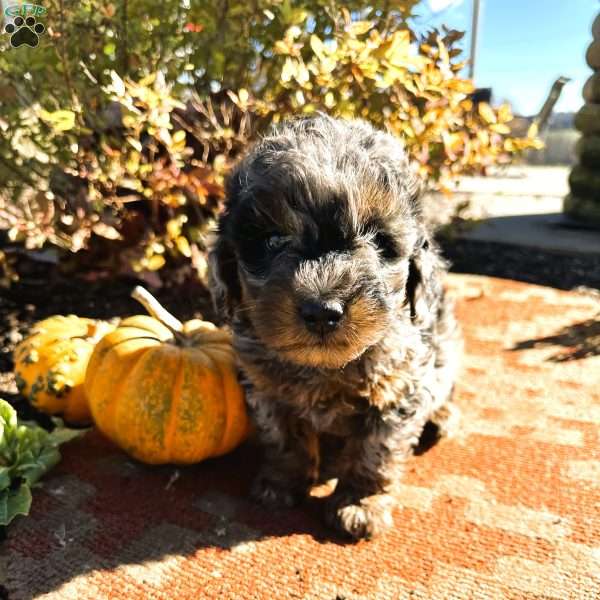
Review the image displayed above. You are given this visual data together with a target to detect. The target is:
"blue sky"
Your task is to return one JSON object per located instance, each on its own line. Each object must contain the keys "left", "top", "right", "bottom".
{"left": 410, "top": 0, "right": 598, "bottom": 115}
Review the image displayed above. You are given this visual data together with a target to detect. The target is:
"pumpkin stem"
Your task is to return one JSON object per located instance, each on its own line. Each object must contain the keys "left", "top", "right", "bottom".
{"left": 131, "top": 286, "right": 184, "bottom": 333}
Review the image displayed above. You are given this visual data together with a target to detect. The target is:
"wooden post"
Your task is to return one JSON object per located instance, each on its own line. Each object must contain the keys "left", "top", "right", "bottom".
{"left": 468, "top": 0, "right": 481, "bottom": 81}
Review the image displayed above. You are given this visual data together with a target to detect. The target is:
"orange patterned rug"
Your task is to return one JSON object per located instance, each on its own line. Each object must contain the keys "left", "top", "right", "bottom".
{"left": 4, "top": 274, "right": 600, "bottom": 600}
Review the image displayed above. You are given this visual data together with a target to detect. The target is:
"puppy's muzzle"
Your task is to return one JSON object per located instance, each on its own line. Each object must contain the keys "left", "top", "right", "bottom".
{"left": 299, "top": 299, "right": 344, "bottom": 335}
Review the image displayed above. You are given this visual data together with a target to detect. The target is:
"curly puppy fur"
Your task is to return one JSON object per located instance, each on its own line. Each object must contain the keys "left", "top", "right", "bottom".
{"left": 209, "top": 115, "right": 460, "bottom": 540}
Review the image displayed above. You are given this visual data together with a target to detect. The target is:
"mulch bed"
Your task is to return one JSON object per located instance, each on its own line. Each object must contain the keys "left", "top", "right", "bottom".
{"left": 440, "top": 238, "right": 600, "bottom": 291}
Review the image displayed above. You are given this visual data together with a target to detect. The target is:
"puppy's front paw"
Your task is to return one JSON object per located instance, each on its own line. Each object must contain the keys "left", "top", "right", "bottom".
{"left": 324, "top": 490, "right": 394, "bottom": 540}
{"left": 250, "top": 475, "right": 302, "bottom": 509}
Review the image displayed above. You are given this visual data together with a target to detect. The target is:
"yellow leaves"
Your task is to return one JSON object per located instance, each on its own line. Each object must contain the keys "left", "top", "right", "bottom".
{"left": 347, "top": 21, "right": 373, "bottom": 37}
{"left": 478, "top": 102, "right": 497, "bottom": 124}
{"left": 297, "top": 63, "right": 310, "bottom": 86}
{"left": 126, "top": 136, "right": 142, "bottom": 152}
{"left": 446, "top": 78, "right": 474, "bottom": 95}
{"left": 376, "top": 29, "right": 409, "bottom": 61}
{"left": 172, "top": 130, "right": 186, "bottom": 144}
{"left": 274, "top": 26, "right": 304, "bottom": 57}
{"left": 281, "top": 58, "right": 310, "bottom": 86}
{"left": 521, "top": 128, "right": 544, "bottom": 150}
{"left": 489, "top": 123, "right": 511, "bottom": 135}
{"left": 310, "top": 35, "right": 326, "bottom": 60}
{"left": 165, "top": 217, "right": 192, "bottom": 258}
{"left": 422, "top": 108, "right": 441, "bottom": 125}
{"left": 312, "top": 57, "right": 337, "bottom": 78}
{"left": 286, "top": 25, "right": 303, "bottom": 39}
{"left": 497, "top": 103, "right": 513, "bottom": 123}
{"left": 172, "top": 129, "right": 187, "bottom": 153}
{"left": 459, "top": 99, "right": 473, "bottom": 114}
{"left": 294, "top": 90, "right": 305, "bottom": 106}
{"left": 274, "top": 40, "right": 291, "bottom": 55}
{"left": 38, "top": 109, "right": 76, "bottom": 132}
{"left": 442, "top": 131, "right": 464, "bottom": 158}
{"left": 281, "top": 57, "right": 295, "bottom": 82}
{"left": 166, "top": 217, "right": 183, "bottom": 239}
{"left": 324, "top": 92, "right": 336, "bottom": 109}
{"left": 263, "top": 10, "right": 540, "bottom": 189}
{"left": 154, "top": 112, "right": 172, "bottom": 130}
{"left": 475, "top": 102, "right": 519, "bottom": 135}
{"left": 503, "top": 136, "right": 540, "bottom": 153}
{"left": 162, "top": 193, "right": 186, "bottom": 207}
{"left": 436, "top": 35, "right": 450, "bottom": 68}
{"left": 137, "top": 73, "right": 156, "bottom": 87}
{"left": 109, "top": 71, "right": 126, "bottom": 97}
{"left": 133, "top": 214, "right": 193, "bottom": 273}
{"left": 238, "top": 88, "right": 249, "bottom": 105}
{"left": 227, "top": 88, "right": 251, "bottom": 112}
{"left": 120, "top": 115, "right": 136, "bottom": 129}
{"left": 106, "top": 71, "right": 184, "bottom": 135}
{"left": 145, "top": 254, "right": 166, "bottom": 271}
{"left": 476, "top": 129, "right": 490, "bottom": 147}
{"left": 92, "top": 222, "right": 121, "bottom": 240}
{"left": 14, "top": 7, "right": 546, "bottom": 279}
{"left": 278, "top": 0, "right": 307, "bottom": 26}
{"left": 351, "top": 64, "right": 365, "bottom": 85}
{"left": 377, "top": 64, "right": 400, "bottom": 89}
{"left": 175, "top": 236, "right": 191, "bottom": 258}
{"left": 527, "top": 121, "right": 539, "bottom": 139}
{"left": 125, "top": 152, "right": 140, "bottom": 176}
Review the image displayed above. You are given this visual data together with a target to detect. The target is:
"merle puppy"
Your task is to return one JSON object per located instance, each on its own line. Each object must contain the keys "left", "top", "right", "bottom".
{"left": 209, "top": 115, "right": 460, "bottom": 540}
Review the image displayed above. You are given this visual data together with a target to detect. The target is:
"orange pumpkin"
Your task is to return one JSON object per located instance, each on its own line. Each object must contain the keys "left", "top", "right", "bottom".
{"left": 14, "top": 316, "right": 115, "bottom": 424}
{"left": 85, "top": 287, "right": 250, "bottom": 464}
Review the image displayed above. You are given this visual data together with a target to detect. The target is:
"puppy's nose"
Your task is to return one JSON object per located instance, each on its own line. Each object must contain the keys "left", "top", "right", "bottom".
{"left": 299, "top": 300, "right": 344, "bottom": 334}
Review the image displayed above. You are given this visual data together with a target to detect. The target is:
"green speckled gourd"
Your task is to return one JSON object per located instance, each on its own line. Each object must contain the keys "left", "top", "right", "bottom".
{"left": 574, "top": 104, "right": 600, "bottom": 136}
{"left": 583, "top": 73, "right": 600, "bottom": 103}
{"left": 14, "top": 316, "right": 115, "bottom": 424}
{"left": 565, "top": 12, "right": 600, "bottom": 228}
{"left": 575, "top": 135, "right": 600, "bottom": 169}
{"left": 569, "top": 164, "right": 600, "bottom": 200}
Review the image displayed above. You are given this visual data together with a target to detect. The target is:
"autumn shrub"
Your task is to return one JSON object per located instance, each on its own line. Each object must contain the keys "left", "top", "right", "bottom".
{"left": 0, "top": 0, "right": 540, "bottom": 286}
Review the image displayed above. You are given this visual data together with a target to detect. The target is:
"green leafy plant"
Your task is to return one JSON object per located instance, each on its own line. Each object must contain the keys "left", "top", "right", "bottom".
{"left": 0, "top": 399, "right": 83, "bottom": 526}
{"left": 0, "top": 1, "right": 541, "bottom": 285}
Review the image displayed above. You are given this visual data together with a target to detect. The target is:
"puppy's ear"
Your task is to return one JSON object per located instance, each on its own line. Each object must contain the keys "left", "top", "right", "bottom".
{"left": 208, "top": 162, "right": 247, "bottom": 323}
{"left": 405, "top": 235, "right": 442, "bottom": 325}
{"left": 208, "top": 233, "right": 241, "bottom": 324}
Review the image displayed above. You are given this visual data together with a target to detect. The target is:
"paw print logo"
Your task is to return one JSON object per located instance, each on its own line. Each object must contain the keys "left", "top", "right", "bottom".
{"left": 4, "top": 16, "right": 45, "bottom": 48}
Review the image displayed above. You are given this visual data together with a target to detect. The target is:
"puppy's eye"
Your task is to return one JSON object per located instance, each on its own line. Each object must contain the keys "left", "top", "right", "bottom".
{"left": 373, "top": 231, "right": 400, "bottom": 260}
{"left": 265, "top": 234, "right": 289, "bottom": 253}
